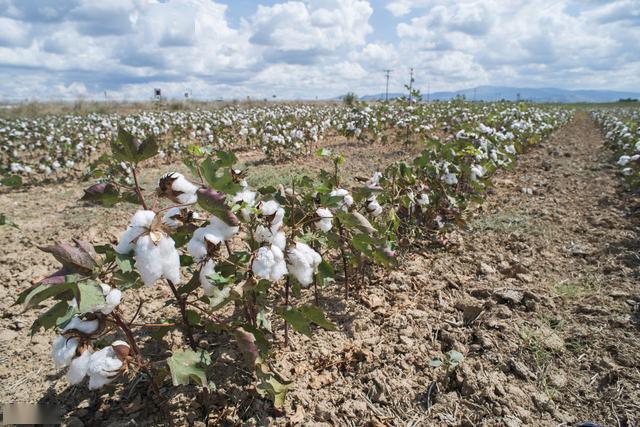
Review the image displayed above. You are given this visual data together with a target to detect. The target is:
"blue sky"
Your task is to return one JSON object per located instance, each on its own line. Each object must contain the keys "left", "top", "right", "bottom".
{"left": 0, "top": 0, "right": 638, "bottom": 100}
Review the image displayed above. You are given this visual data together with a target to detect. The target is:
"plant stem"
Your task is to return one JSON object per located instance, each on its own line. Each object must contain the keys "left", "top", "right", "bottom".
{"left": 284, "top": 276, "right": 290, "bottom": 346}
{"left": 131, "top": 166, "right": 149, "bottom": 210}
{"left": 167, "top": 280, "right": 197, "bottom": 350}
{"left": 337, "top": 219, "right": 350, "bottom": 299}
{"left": 111, "top": 310, "right": 166, "bottom": 415}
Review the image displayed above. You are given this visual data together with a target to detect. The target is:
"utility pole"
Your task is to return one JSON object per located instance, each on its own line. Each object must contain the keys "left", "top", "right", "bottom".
{"left": 383, "top": 69, "right": 392, "bottom": 101}
{"left": 408, "top": 68, "right": 414, "bottom": 103}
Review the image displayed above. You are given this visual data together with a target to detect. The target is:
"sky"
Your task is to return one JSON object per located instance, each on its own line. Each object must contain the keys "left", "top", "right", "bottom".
{"left": 0, "top": 0, "right": 638, "bottom": 100}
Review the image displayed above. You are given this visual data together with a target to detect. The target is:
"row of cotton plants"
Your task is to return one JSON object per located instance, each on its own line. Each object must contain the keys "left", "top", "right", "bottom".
{"left": 592, "top": 108, "right": 640, "bottom": 189}
{"left": 15, "top": 103, "right": 572, "bottom": 413}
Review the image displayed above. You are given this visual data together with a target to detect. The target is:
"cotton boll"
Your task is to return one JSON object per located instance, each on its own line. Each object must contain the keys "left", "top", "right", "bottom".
{"left": 199, "top": 259, "right": 217, "bottom": 296}
{"left": 366, "top": 172, "right": 383, "bottom": 189}
{"left": 252, "top": 245, "right": 288, "bottom": 282}
{"left": 87, "top": 346, "right": 123, "bottom": 390}
{"left": 116, "top": 210, "right": 155, "bottom": 254}
{"left": 330, "top": 188, "right": 354, "bottom": 210}
{"left": 255, "top": 224, "right": 287, "bottom": 250}
{"left": 470, "top": 165, "right": 485, "bottom": 181}
{"left": 443, "top": 173, "right": 458, "bottom": 185}
{"left": 259, "top": 200, "right": 281, "bottom": 216}
{"left": 617, "top": 155, "right": 631, "bottom": 166}
{"left": 90, "top": 283, "right": 121, "bottom": 315}
{"left": 233, "top": 188, "right": 257, "bottom": 221}
{"left": 365, "top": 196, "right": 383, "bottom": 217}
{"left": 158, "top": 172, "right": 198, "bottom": 204}
{"left": 52, "top": 335, "right": 79, "bottom": 368}
{"left": 286, "top": 242, "right": 322, "bottom": 287}
{"left": 417, "top": 193, "right": 430, "bottom": 208}
{"left": 162, "top": 207, "right": 183, "bottom": 229}
{"left": 62, "top": 316, "right": 100, "bottom": 335}
{"left": 187, "top": 217, "right": 239, "bottom": 261}
{"left": 134, "top": 234, "right": 181, "bottom": 285}
{"left": 68, "top": 349, "right": 92, "bottom": 385}
{"left": 315, "top": 208, "right": 333, "bottom": 232}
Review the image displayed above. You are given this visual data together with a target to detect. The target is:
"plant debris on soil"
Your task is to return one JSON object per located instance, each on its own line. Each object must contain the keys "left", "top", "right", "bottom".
{"left": 0, "top": 112, "right": 638, "bottom": 426}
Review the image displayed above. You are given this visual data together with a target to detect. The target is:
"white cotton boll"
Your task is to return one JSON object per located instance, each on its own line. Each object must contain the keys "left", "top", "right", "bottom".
{"left": 252, "top": 245, "right": 288, "bottom": 282}
{"left": 443, "top": 173, "right": 458, "bottom": 185}
{"left": 315, "top": 208, "right": 333, "bottom": 232}
{"left": 255, "top": 224, "right": 287, "bottom": 250}
{"left": 622, "top": 167, "right": 633, "bottom": 176}
{"left": 260, "top": 200, "right": 281, "bottom": 216}
{"left": 366, "top": 172, "right": 383, "bottom": 189}
{"left": 505, "top": 145, "right": 516, "bottom": 155}
{"left": 187, "top": 217, "right": 239, "bottom": 261}
{"left": 417, "top": 193, "right": 430, "bottom": 207}
{"left": 366, "top": 196, "right": 383, "bottom": 217}
{"left": 287, "top": 242, "right": 322, "bottom": 287}
{"left": 233, "top": 188, "right": 257, "bottom": 221}
{"left": 635, "top": 141, "right": 640, "bottom": 152}
{"left": 160, "top": 172, "right": 199, "bottom": 204}
{"left": 199, "top": 259, "right": 217, "bottom": 296}
{"left": 68, "top": 349, "right": 92, "bottom": 385}
{"left": 330, "top": 188, "right": 353, "bottom": 210}
{"left": 617, "top": 155, "right": 631, "bottom": 166}
{"left": 162, "top": 207, "right": 183, "bottom": 229}
{"left": 470, "top": 165, "right": 485, "bottom": 181}
{"left": 62, "top": 316, "right": 100, "bottom": 335}
{"left": 103, "top": 288, "right": 122, "bottom": 314}
{"left": 52, "top": 335, "right": 79, "bottom": 368}
{"left": 134, "top": 234, "right": 181, "bottom": 285}
{"left": 116, "top": 210, "right": 155, "bottom": 254}
{"left": 88, "top": 346, "right": 123, "bottom": 390}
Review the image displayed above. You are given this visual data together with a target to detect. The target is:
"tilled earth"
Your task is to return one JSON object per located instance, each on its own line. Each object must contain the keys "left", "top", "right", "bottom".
{"left": 0, "top": 112, "right": 638, "bottom": 426}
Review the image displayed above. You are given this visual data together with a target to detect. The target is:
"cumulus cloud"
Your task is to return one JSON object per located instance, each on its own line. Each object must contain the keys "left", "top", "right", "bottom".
{"left": 0, "top": 0, "right": 637, "bottom": 100}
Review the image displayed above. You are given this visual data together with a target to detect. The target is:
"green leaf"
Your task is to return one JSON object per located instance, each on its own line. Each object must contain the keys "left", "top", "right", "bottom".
{"left": 185, "top": 309, "right": 201, "bottom": 326}
{"left": 115, "top": 253, "right": 134, "bottom": 273}
{"left": 30, "top": 300, "right": 76, "bottom": 336}
{"left": 215, "top": 150, "right": 237, "bottom": 167}
{"left": 317, "top": 260, "right": 334, "bottom": 285}
{"left": 0, "top": 213, "right": 18, "bottom": 229}
{"left": 167, "top": 349, "right": 212, "bottom": 388}
{"left": 16, "top": 282, "right": 76, "bottom": 308}
{"left": 135, "top": 134, "right": 159, "bottom": 163}
{"left": 298, "top": 305, "right": 336, "bottom": 331}
{"left": 429, "top": 358, "right": 443, "bottom": 367}
{"left": 1, "top": 175, "right": 22, "bottom": 187}
{"left": 111, "top": 128, "right": 137, "bottom": 162}
{"left": 280, "top": 308, "right": 311, "bottom": 336}
{"left": 76, "top": 281, "right": 106, "bottom": 314}
{"left": 255, "top": 362, "right": 290, "bottom": 409}
{"left": 447, "top": 350, "right": 464, "bottom": 367}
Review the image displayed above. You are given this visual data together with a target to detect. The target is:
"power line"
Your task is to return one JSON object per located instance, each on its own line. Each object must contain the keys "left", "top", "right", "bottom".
{"left": 383, "top": 69, "right": 392, "bottom": 101}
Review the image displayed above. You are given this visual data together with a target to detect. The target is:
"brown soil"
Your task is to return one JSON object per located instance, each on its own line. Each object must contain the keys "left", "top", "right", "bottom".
{"left": 0, "top": 112, "right": 638, "bottom": 426}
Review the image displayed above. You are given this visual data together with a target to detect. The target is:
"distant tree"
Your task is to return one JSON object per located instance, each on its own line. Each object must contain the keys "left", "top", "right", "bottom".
{"left": 342, "top": 92, "right": 358, "bottom": 107}
{"left": 617, "top": 98, "right": 638, "bottom": 103}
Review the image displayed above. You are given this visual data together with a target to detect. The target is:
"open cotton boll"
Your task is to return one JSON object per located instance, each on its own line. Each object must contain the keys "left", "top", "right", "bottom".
{"left": 187, "top": 217, "right": 239, "bottom": 261}
{"left": 158, "top": 172, "right": 199, "bottom": 204}
{"left": 252, "top": 245, "right": 288, "bottom": 282}
{"left": 134, "top": 234, "right": 181, "bottom": 285}
{"left": 260, "top": 200, "right": 281, "bottom": 216}
{"left": 68, "top": 349, "right": 92, "bottom": 385}
{"left": 115, "top": 210, "right": 155, "bottom": 254}
{"left": 470, "top": 165, "right": 485, "bottom": 181}
{"left": 162, "top": 207, "right": 183, "bottom": 229}
{"left": 443, "top": 173, "right": 458, "bottom": 185}
{"left": 315, "top": 208, "right": 333, "bottom": 232}
{"left": 366, "top": 172, "right": 383, "bottom": 189}
{"left": 233, "top": 188, "right": 257, "bottom": 221}
{"left": 287, "top": 242, "right": 322, "bottom": 287}
{"left": 417, "top": 193, "right": 430, "bottom": 208}
{"left": 52, "top": 335, "right": 79, "bottom": 368}
{"left": 365, "top": 196, "right": 383, "bottom": 217}
{"left": 62, "top": 316, "right": 100, "bottom": 335}
{"left": 255, "top": 224, "right": 287, "bottom": 251}
{"left": 87, "top": 346, "right": 123, "bottom": 390}
{"left": 330, "top": 188, "right": 354, "bottom": 210}
{"left": 199, "top": 259, "right": 218, "bottom": 296}
{"left": 617, "top": 155, "right": 631, "bottom": 166}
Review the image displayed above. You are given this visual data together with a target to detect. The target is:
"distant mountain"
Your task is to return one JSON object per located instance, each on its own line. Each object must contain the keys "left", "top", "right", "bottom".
{"left": 346, "top": 86, "right": 640, "bottom": 103}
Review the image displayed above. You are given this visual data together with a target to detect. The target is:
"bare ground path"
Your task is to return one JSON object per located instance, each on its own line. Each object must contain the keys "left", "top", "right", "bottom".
{"left": 272, "top": 112, "right": 640, "bottom": 426}
{"left": 0, "top": 112, "right": 638, "bottom": 426}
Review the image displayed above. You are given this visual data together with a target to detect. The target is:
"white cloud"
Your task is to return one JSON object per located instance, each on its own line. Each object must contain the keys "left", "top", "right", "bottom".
{"left": 0, "top": 0, "right": 637, "bottom": 100}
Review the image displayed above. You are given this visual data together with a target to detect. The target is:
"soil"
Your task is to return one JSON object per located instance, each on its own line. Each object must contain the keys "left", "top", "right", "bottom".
{"left": 0, "top": 112, "right": 638, "bottom": 426}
